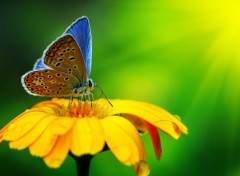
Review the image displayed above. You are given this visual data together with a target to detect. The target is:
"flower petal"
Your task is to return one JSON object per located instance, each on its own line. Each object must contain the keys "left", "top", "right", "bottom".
{"left": 70, "top": 117, "right": 105, "bottom": 156}
{"left": 101, "top": 116, "right": 145, "bottom": 166}
{"left": 2, "top": 111, "right": 48, "bottom": 141}
{"left": 29, "top": 117, "right": 75, "bottom": 157}
{"left": 29, "top": 127, "right": 57, "bottom": 157}
{"left": 32, "top": 100, "right": 63, "bottom": 109}
{"left": 0, "top": 111, "right": 29, "bottom": 142}
{"left": 124, "top": 114, "right": 147, "bottom": 132}
{"left": 125, "top": 114, "right": 162, "bottom": 160}
{"left": 9, "top": 115, "right": 58, "bottom": 150}
{"left": 143, "top": 121, "right": 162, "bottom": 160}
{"left": 109, "top": 100, "right": 188, "bottom": 139}
{"left": 49, "top": 117, "right": 76, "bottom": 135}
{"left": 43, "top": 132, "right": 70, "bottom": 168}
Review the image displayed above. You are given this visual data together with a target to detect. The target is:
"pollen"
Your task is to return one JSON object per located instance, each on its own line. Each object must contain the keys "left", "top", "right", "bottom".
{"left": 52, "top": 100, "right": 110, "bottom": 119}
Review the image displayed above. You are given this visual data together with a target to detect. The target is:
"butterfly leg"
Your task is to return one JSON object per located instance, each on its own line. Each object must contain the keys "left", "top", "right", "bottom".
{"left": 89, "top": 93, "right": 94, "bottom": 107}
{"left": 90, "top": 93, "right": 94, "bottom": 101}
{"left": 84, "top": 92, "right": 94, "bottom": 107}
{"left": 79, "top": 94, "right": 84, "bottom": 108}
{"left": 68, "top": 88, "right": 78, "bottom": 108}
{"left": 68, "top": 94, "right": 74, "bottom": 108}
{"left": 86, "top": 93, "right": 92, "bottom": 107}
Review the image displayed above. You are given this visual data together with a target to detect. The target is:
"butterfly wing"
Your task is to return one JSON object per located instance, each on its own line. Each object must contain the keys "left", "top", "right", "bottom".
{"left": 66, "top": 16, "right": 92, "bottom": 78}
{"left": 22, "top": 69, "right": 80, "bottom": 97}
{"left": 43, "top": 34, "right": 87, "bottom": 82}
{"left": 33, "top": 58, "right": 48, "bottom": 70}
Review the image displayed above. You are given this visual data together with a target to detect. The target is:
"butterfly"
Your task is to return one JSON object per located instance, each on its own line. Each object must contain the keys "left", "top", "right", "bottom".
{"left": 21, "top": 16, "right": 96, "bottom": 99}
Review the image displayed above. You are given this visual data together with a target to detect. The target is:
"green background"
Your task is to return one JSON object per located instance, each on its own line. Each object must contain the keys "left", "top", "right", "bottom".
{"left": 1, "top": 0, "right": 240, "bottom": 175}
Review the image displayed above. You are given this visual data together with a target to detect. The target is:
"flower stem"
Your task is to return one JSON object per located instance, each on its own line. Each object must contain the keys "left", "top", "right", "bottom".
{"left": 73, "top": 154, "right": 93, "bottom": 176}
{"left": 70, "top": 145, "right": 109, "bottom": 176}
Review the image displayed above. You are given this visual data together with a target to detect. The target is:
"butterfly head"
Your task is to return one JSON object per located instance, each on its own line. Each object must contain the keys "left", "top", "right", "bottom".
{"left": 73, "top": 79, "right": 96, "bottom": 97}
{"left": 87, "top": 78, "right": 96, "bottom": 92}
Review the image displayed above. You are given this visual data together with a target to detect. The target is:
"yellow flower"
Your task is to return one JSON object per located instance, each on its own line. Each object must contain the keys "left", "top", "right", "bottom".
{"left": 0, "top": 98, "right": 188, "bottom": 175}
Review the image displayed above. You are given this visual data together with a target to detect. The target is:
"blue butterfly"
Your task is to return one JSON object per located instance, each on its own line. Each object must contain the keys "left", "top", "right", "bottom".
{"left": 22, "top": 16, "right": 95, "bottom": 98}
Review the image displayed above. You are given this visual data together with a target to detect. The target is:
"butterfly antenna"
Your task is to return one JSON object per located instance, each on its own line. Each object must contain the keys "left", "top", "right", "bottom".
{"left": 95, "top": 85, "right": 113, "bottom": 107}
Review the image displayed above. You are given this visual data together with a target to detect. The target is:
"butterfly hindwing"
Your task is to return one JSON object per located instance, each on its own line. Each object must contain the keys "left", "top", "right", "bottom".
{"left": 66, "top": 16, "right": 92, "bottom": 77}
{"left": 22, "top": 69, "right": 80, "bottom": 97}
{"left": 33, "top": 58, "right": 48, "bottom": 70}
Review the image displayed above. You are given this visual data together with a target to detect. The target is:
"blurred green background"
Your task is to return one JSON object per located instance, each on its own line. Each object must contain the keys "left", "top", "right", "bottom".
{"left": 1, "top": 0, "right": 240, "bottom": 175}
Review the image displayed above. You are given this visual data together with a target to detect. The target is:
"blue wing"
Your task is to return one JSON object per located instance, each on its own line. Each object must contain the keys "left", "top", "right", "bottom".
{"left": 65, "top": 16, "right": 92, "bottom": 78}
{"left": 33, "top": 58, "right": 48, "bottom": 70}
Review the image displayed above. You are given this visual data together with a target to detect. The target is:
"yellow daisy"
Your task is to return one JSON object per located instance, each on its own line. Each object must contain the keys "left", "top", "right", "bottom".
{"left": 0, "top": 98, "right": 188, "bottom": 176}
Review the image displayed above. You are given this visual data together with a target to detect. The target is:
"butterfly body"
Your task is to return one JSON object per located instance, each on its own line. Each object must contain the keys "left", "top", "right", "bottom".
{"left": 22, "top": 17, "right": 95, "bottom": 98}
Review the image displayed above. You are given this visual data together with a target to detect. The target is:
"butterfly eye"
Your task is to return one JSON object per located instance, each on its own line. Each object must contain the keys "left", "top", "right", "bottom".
{"left": 88, "top": 80, "right": 93, "bottom": 87}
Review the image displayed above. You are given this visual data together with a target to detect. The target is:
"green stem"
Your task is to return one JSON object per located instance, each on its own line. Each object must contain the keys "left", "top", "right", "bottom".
{"left": 74, "top": 154, "right": 93, "bottom": 176}
{"left": 71, "top": 145, "right": 109, "bottom": 176}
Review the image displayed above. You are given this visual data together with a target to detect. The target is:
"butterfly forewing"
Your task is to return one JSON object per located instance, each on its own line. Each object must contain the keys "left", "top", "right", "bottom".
{"left": 43, "top": 35, "right": 88, "bottom": 82}
{"left": 66, "top": 17, "right": 92, "bottom": 77}
{"left": 22, "top": 69, "right": 80, "bottom": 97}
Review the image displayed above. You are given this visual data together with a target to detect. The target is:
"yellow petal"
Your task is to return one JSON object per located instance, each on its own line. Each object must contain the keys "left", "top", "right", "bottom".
{"left": 48, "top": 117, "right": 76, "bottom": 135}
{"left": 0, "top": 111, "right": 29, "bottom": 142}
{"left": 109, "top": 100, "right": 188, "bottom": 139}
{"left": 29, "top": 129, "right": 57, "bottom": 157}
{"left": 125, "top": 114, "right": 147, "bottom": 132}
{"left": 2, "top": 111, "right": 47, "bottom": 141}
{"left": 43, "top": 132, "right": 70, "bottom": 168}
{"left": 70, "top": 117, "right": 104, "bottom": 156}
{"left": 29, "top": 117, "right": 75, "bottom": 157}
{"left": 101, "top": 116, "right": 145, "bottom": 166}
{"left": 9, "top": 115, "right": 58, "bottom": 150}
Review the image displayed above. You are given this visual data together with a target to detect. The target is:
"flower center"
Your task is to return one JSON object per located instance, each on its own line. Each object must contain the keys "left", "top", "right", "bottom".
{"left": 68, "top": 101, "right": 94, "bottom": 118}
{"left": 54, "top": 100, "right": 111, "bottom": 119}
